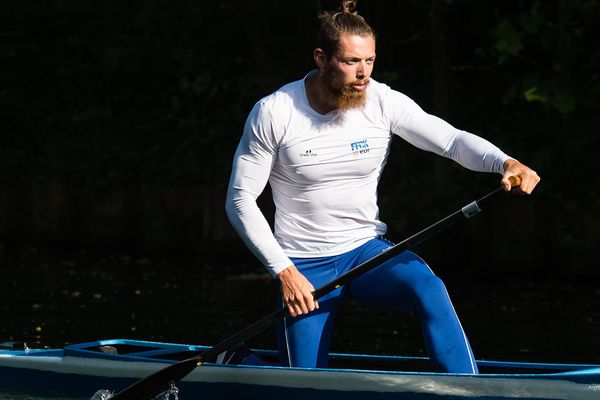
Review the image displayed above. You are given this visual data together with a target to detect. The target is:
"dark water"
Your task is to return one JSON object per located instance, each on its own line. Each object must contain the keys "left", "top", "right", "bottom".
{"left": 0, "top": 389, "right": 80, "bottom": 400}
{"left": 1, "top": 246, "right": 600, "bottom": 398}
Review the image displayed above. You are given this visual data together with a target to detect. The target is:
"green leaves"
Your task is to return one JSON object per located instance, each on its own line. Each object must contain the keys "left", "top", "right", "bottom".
{"left": 491, "top": 20, "right": 524, "bottom": 64}
{"left": 487, "top": 0, "right": 598, "bottom": 115}
{"left": 490, "top": 1, "right": 543, "bottom": 64}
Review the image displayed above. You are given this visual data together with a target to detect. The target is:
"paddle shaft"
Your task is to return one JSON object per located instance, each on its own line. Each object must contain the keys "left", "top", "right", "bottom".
{"left": 111, "top": 177, "right": 519, "bottom": 400}
{"left": 314, "top": 176, "right": 521, "bottom": 296}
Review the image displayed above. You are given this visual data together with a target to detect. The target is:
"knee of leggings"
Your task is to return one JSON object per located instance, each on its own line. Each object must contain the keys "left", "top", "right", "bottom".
{"left": 412, "top": 274, "right": 450, "bottom": 307}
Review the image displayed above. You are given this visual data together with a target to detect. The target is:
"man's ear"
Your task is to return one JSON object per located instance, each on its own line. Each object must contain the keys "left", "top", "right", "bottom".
{"left": 314, "top": 48, "right": 328, "bottom": 69}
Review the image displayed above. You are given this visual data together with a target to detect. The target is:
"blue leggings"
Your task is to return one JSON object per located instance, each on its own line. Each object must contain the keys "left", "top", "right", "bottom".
{"left": 276, "top": 237, "right": 478, "bottom": 374}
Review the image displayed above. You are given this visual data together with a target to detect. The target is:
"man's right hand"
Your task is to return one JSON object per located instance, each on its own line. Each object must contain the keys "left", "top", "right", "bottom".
{"left": 278, "top": 264, "right": 319, "bottom": 317}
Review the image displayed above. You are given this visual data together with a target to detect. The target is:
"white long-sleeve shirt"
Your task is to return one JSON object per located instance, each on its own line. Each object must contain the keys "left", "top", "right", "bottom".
{"left": 226, "top": 74, "right": 511, "bottom": 277}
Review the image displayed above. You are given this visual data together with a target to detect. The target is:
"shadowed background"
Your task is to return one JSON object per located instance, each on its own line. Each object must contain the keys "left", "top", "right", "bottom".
{"left": 1, "top": 0, "right": 599, "bottom": 363}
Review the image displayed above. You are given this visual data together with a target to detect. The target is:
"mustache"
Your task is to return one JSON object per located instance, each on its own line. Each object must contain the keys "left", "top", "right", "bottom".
{"left": 347, "top": 78, "right": 370, "bottom": 86}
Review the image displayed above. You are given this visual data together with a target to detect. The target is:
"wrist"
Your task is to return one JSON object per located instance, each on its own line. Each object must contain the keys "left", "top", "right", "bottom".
{"left": 277, "top": 264, "right": 296, "bottom": 281}
{"left": 503, "top": 158, "right": 519, "bottom": 171}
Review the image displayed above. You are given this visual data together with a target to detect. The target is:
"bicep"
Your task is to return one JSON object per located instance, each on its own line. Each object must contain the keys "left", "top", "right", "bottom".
{"left": 227, "top": 103, "right": 278, "bottom": 202}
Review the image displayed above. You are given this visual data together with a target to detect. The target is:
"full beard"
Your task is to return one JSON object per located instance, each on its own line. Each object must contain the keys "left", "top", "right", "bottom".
{"left": 322, "top": 67, "right": 369, "bottom": 111}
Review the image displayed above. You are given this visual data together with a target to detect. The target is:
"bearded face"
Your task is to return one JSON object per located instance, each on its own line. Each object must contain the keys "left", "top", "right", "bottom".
{"left": 321, "top": 62, "right": 369, "bottom": 111}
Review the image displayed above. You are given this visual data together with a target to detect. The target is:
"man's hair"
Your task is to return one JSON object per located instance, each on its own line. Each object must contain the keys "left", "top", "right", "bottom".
{"left": 317, "top": 0, "right": 375, "bottom": 57}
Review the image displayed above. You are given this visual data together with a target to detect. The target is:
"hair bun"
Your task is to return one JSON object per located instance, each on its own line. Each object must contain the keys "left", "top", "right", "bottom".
{"left": 341, "top": 0, "right": 358, "bottom": 15}
{"left": 316, "top": 0, "right": 374, "bottom": 57}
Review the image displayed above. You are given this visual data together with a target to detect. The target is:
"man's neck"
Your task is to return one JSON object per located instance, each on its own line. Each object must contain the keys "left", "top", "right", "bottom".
{"left": 305, "top": 72, "right": 337, "bottom": 115}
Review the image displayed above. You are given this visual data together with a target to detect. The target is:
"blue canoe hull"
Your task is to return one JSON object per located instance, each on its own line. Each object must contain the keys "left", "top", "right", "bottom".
{"left": 1, "top": 339, "right": 599, "bottom": 399}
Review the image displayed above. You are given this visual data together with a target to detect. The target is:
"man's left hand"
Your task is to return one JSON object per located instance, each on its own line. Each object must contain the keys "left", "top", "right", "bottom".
{"left": 502, "top": 159, "right": 541, "bottom": 194}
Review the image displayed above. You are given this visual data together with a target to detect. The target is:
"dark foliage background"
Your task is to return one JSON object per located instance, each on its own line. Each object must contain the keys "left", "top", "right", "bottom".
{"left": 1, "top": 0, "right": 599, "bottom": 278}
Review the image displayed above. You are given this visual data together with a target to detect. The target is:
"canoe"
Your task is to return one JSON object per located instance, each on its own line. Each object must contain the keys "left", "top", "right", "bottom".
{"left": 1, "top": 339, "right": 599, "bottom": 400}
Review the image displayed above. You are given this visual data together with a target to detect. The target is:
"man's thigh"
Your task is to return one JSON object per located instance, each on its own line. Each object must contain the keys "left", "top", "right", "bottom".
{"left": 346, "top": 239, "right": 436, "bottom": 311}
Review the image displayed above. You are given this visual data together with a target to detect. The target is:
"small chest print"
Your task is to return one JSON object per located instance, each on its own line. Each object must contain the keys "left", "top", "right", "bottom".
{"left": 351, "top": 139, "right": 370, "bottom": 155}
{"left": 299, "top": 149, "right": 318, "bottom": 157}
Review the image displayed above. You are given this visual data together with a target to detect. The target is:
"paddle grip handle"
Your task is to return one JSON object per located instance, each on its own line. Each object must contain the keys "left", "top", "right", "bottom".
{"left": 508, "top": 175, "right": 521, "bottom": 187}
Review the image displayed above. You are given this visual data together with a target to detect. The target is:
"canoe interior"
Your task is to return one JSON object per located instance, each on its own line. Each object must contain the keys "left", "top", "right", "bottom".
{"left": 40, "top": 339, "right": 596, "bottom": 375}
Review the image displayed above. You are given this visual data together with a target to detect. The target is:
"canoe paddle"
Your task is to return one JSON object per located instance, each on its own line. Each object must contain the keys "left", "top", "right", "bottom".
{"left": 110, "top": 176, "right": 521, "bottom": 400}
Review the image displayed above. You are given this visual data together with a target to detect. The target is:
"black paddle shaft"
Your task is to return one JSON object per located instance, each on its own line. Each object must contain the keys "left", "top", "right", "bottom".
{"left": 111, "top": 179, "right": 517, "bottom": 400}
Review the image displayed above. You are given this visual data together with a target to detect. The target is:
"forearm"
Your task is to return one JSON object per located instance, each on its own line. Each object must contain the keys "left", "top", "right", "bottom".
{"left": 225, "top": 190, "right": 292, "bottom": 277}
{"left": 443, "top": 130, "right": 512, "bottom": 174}
{"left": 390, "top": 92, "right": 511, "bottom": 174}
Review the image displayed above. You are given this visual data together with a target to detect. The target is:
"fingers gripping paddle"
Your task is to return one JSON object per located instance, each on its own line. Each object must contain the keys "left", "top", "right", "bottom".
{"left": 110, "top": 177, "right": 521, "bottom": 400}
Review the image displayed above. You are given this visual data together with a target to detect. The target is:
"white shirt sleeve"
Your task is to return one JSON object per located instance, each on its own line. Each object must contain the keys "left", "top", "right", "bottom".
{"left": 387, "top": 90, "right": 511, "bottom": 174}
{"left": 225, "top": 102, "right": 293, "bottom": 277}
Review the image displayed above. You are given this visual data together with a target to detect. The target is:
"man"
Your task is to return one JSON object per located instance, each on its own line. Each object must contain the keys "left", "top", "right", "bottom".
{"left": 225, "top": 0, "right": 540, "bottom": 373}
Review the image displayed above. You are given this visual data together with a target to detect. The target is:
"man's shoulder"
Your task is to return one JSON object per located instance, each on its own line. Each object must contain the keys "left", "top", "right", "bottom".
{"left": 368, "top": 79, "right": 413, "bottom": 102}
{"left": 246, "top": 78, "right": 305, "bottom": 133}
{"left": 257, "top": 78, "right": 305, "bottom": 111}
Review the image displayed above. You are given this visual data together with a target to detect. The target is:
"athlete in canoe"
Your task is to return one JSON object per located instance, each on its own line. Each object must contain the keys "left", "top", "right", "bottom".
{"left": 225, "top": 0, "right": 540, "bottom": 373}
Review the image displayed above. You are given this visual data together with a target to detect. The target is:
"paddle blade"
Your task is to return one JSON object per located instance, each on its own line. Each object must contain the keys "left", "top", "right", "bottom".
{"left": 110, "top": 357, "right": 200, "bottom": 400}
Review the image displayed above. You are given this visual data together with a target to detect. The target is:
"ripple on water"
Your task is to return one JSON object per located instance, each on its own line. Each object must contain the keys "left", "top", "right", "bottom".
{"left": 0, "top": 383, "right": 179, "bottom": 400}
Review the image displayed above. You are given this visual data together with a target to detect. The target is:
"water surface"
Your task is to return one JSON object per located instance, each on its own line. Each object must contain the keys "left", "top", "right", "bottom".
{"left": 1, "top": 246, "right": 599, "bottom": 398}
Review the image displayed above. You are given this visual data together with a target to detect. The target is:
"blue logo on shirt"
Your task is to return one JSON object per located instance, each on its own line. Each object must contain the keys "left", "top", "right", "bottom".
{"left": 351, "top": 139, "right": 370, "bottom": 155}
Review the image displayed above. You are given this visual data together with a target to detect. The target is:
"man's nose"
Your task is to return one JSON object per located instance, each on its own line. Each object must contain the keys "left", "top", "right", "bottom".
{"left": 356, "top": 61, "right": 366, "bottom": 78}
